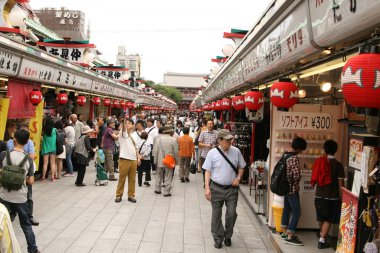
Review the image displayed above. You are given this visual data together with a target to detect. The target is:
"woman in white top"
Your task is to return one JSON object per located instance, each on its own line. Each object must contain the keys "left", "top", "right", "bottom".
{"left": 115, "top": 119, "right": 141, "bottom": 203}
{"left": 63, "top": 119, "right": 75, "bottom": 176}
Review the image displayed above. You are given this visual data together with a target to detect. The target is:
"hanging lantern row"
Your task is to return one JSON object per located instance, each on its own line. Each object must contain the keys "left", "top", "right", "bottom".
{"left": 245, "top": 90, "right": 264, "bottom": 112}
{"left": 92, "top": 96, "right": 101, "bottom": 105}
{"left": 341, "top": 49, "right": 380, "bottom": 109}
{"left": 232, "top": 95, "right": 245, "bottom": 111}
{"left": 76, "top": 95, "right": 86, "bottom": 106}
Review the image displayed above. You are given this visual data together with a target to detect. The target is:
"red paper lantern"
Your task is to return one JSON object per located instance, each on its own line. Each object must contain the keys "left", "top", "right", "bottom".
{"left": 221, "top": 98, "right": 231, "bottom": 111}
{"left": 57, "top": 92, "right": 68, "bottom": 105}
{"left": 120, "top": 100, "right": 126, "bottom": 108}
{"left": 270, "top": 79, "right": 298, "bottom": 111}
{"left": 113, "top": 99, "right": 120, "bottom": 108}
{"left": 29, "top": 89, "right": 43, "bottom": 106}
{"left": 203, "top": 103, "right": 210, "bottom": 111}
{"left": 103, "top": 98, "right": 111, "bottom": 106}
{"left": 210, "top": 102, "right": 215, "bottom": 111}
{"left": 214, "top": 100, "right": 222, "bottom": 111}
{"left": 76, "top": 95, "right": 86, "bottom": 106}
{"left": 245, "top": 90, "right": 264, "bottom": 112}
{"left": 126, "top": 101, "right": 132, "bottom": 108}
{"left": 92, "top": 97, "right": 101, "bottom": 105}
{"left": 131, "top": 102, "right": 135, "bottom": 108}
{"left": 232, "top": 95, "right": 245, "bottom": 111}
{"left": 341, "top": 52, "right": 380, "bottom": 109}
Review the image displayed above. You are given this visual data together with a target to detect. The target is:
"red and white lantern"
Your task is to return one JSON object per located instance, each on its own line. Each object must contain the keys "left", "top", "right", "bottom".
{"left": 103, "top": 98, "right": 111, "bottom": 106}
{"left": 92, "top": 97, "right": 101, "bottom": 105}
{"left": 214, "top": 100, "right": 222, "bottom": 111}
{"left": 270, "top": 79, "right": 298, "bottom": 111}
{"left": 120, "top": 100, "right": 126, "bottom": 108}
{"left": 209, "top": 102, "right": 215, "bottom": 111}
{"left": 221, "top": 98, "right": 231, "bottom": 111}
{"left": 232, "top": 95, "right": 245, "bottom": 111}
{"left": 126, "top": 101, "right": 132, "bottom": 108}
{"left": 341, "top": 52, "right": 380, "bottom": 109}
{"left": 76, "top": 95, "right": 86, "bottom": 106}
{"left": 112, "top": 99, "right": 120, "bottom": 108}
{"left": 29, "top": 89, "right": 43, "bottom": 106}
{"left": 131, "top": 102, "right": 136, "bottom": 109}
{"left": 245, "top": 90, "right": 264, "bottom": 112}
{"left": 57, "top": 91, "right": 68, "bottom": 105}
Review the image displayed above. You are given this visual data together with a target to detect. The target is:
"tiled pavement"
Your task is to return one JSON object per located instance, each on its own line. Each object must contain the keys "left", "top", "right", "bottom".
{"left": 12, "top": 163, "right": 276, "bottom": 253}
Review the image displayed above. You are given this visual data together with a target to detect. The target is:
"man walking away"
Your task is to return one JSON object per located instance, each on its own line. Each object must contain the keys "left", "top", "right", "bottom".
{"left": 0, "top": 129, "right": 40, "bottom": 253}
{"left": 103, "top": 119, "right": 118, "bottom": 181}
{"left": 204, "top": 129, "right": 245, "bottom": 249}
{"left": 153, "top": 126, "right": 179, "bottom": 197}
{"left": 178, "top": 127, "right": 195, "bottom": 183}
{"left": 280, "top": 137, "right": 307, "bottom": 246}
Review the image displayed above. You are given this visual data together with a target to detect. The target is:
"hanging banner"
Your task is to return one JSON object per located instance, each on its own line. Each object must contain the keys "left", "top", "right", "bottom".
{"left": 95, "top": 66, "right": 129, "bottom": 80}
{"left": 336, "top": 187, "right": 359, "bottom": 253}
{"left": 28, "top": 102, "right": 43, "bottom": 171}
{"left": 7, "top": 79, "right": 36, "bottom": 119}
{"left": 0, "top": 98, "right": 10, "bottom": 140}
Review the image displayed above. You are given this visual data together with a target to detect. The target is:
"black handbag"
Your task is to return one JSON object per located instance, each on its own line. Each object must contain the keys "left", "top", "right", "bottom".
{"left": 190, "top": 159, "right": 197, "bottom": 174}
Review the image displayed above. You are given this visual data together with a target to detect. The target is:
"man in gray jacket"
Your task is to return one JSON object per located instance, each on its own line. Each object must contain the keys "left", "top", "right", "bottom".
{"left": 153, "top": 126, "right": 179, "bottom": 197}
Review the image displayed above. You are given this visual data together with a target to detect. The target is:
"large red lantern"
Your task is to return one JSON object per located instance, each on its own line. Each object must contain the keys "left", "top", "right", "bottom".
{"left": 131, "top": 102, "right": 135, "bottom": 109}
{"left": 29, "top": 89, "right": 43, "bottom": 106}
{"left": 214, "top": 100, "right": 222, "bottom": 111}
{"left": 126, "top": 101, "right": 132, "bottom": 108}
{"left": 210, "top": 102, "right": 215, "bottom": 111}
{"left": 113, "top": 99, "right": 120, "bottom": 108}
{"left": 76, "top": 95, "right": 86, "bottom": 106}
{"left": 232, "top": 95, "right": 245, "bottom": 111}
{"left": 57, "top": 91, "right": 68, "bottom": 105}
{"left": 221, "top": 98, "right": 231, "bottom": 111}
{"left": 245, "top": 90, "right": 264, "bottom": 112}
{"left": 120, "top": 100, "right": 126, "bottom": 108}
{"left": 103, "top": 98, "right": 111, "bottom": 106}
{"left": 270, "top": 79, "right": 298, "bottom": 111}
{"left": 341, "top": 52, "right": 380, "bottom": 109}
{"left": 92, "top": 97, "right": 101, "bottom": 105}
{"left": 203, "top": 103, "right": 210, "bottom": 111}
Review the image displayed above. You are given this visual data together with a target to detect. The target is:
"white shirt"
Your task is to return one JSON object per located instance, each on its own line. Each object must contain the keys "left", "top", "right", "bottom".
{"left": 119, "top": 131, "right": 138, "bottom": 160}
{"left": 131, "top": 130, "right": 144, "bottom": 147}
{"left": 145, "top": 126, "right": 159, "bottom": 145}
{"left": 64, "top": 126, "right": 75, "bottom": 146}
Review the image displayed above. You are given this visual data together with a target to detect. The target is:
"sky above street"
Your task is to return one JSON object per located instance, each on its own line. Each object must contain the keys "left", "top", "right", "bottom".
{"left": 30, "top": 0, "right": 271, "bottom": 83}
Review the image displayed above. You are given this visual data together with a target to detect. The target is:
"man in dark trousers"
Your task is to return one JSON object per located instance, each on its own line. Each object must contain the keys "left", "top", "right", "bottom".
{"left": 204, "top": 129, "right": 246, "bottom": 249}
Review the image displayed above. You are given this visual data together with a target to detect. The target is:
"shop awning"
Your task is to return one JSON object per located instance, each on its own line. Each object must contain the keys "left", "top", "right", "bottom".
{"left": 24, "top": 19, "right": 62, "bottom": 40}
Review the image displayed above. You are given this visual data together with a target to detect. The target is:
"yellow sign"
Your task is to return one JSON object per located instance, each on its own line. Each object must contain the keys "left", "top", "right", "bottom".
{"left": 0, "top": 98, "right": 10, "bottom": 140}
{"left": 28, "top": 102, "right": 43, "bottom": 171}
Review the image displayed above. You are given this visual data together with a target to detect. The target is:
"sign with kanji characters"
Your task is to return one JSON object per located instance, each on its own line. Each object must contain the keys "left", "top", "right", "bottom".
{"left": 52, "top": 70, "right": 92, "bottom": 90}
{"left": 46, "top": 46, "right": 85, "bottom": 63}
{"left": 113, "top": 86, "right": 128, "bottom": 99}
{"left": 278, "top": 112, "right": 332, "bottom": 130}
{"left": 95, "top": 67, "right": 129, "bottom": 80}
{"left": 55, "top": 10, "right": 80, "bottom": 28}
{"left": 18, "top": 59, "right": 54, "bottom": 83}
{"left": 0, "top": 98, "right": 10, "bottom": 140}
{"left": 91, "top": 80, "right": 114, "bottom": 96}
{"left": 0, "top": 50, "right": 21, "bottom": 76}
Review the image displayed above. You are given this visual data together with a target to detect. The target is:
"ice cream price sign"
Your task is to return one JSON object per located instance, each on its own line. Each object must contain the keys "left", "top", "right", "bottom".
{"left": 279, "top": 112, "right": 332, "bottom": 130}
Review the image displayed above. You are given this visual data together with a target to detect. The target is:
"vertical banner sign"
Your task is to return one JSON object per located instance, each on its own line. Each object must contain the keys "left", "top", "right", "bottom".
{"left": 28, "top": 102, "right": 43, "bottom": 171}
{"left": 0, "top": 98, "right": 10, "bottom": 140}
{"left": 336, "top": 187, "right": 359, "bottom": 253}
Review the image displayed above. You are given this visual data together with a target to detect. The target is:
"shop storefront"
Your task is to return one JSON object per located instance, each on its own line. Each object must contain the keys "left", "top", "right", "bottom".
{"left": 194, "top": 0, "right": 380, "bottom": 251}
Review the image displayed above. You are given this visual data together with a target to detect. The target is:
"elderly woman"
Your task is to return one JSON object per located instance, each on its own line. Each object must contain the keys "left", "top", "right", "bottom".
{"left": 74, "top": 126, "right": 96, "bottom": 186}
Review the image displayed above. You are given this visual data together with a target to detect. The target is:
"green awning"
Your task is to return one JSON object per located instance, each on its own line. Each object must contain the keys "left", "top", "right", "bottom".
{"left": 24, "top": 19, "right": 62, "bottom": 40}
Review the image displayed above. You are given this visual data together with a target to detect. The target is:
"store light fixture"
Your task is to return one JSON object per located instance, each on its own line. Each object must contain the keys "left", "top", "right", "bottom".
{"left": 298, "top": 89, "right": 307, "bottom": 98}
{"left": 320, "top": 81, "right": 332, "bottom": 92}
{"left": 0, "top": 76, "right": 8, "bottom": 82}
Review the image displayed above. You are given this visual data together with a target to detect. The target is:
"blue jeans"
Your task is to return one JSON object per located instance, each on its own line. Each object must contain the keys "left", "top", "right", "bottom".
{"left": 281, "top": 192, "right": 301, "bottom": 234}
{"left": 0, "top": 199, "right": 38, "bottom": 252}
{"left": 195, "top": 147, "right": 199, "bottom": 165}
{"left": 65, "top": 145, "right": 74, "bottom": 174}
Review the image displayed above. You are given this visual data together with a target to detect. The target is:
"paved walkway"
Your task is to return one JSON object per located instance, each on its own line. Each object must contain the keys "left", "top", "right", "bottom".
{"left": 13, "top": 163, "right": 275, "bottom": 253}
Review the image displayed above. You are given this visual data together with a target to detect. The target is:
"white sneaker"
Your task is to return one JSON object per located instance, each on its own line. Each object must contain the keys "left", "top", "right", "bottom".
{"left": 63, "top": 173, "right": 74, "bottom": 177}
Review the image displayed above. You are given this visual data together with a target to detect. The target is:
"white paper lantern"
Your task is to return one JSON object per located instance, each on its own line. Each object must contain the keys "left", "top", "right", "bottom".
{"left": 222, "top": 44, "right": 235, "bottom": 57}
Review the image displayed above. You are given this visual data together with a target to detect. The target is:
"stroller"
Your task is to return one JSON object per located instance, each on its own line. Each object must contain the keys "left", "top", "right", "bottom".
{"left": 95, "top": 149, "right": 108, "bottom": 186}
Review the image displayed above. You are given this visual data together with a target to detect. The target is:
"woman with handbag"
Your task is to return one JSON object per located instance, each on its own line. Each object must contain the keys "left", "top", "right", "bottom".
{"left": 74, "top": 126, "right": 96, "bottom": 186}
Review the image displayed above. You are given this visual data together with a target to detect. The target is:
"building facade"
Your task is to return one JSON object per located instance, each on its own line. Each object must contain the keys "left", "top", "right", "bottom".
{"left": 116, "top": 46, "right": 141, "bottom": 78}
{"left": 163, "top": 72, "right": 206, "bottom": 111}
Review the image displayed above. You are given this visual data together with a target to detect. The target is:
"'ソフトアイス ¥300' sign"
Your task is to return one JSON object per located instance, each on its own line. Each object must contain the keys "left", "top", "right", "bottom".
{"left": 279, "top": 112, "right": 332, "bottom": 130}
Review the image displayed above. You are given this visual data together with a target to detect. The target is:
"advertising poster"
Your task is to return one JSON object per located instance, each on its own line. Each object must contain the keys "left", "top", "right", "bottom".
{"left": 349, "top": 138, "right": 363, "bottom": 170}
{"left": 28, "top": 102, "right": 43, "bottom": 171}
{"left": 336, "top": 188, "right": 359, "bottom": 253}
{"left": 0, "top": 98, "right": 10, "bottom": 140}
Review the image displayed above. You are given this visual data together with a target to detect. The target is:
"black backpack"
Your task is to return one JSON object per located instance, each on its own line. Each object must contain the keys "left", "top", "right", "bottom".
{"left": 56, "top": 129, "right": 65, "bottom": 155}
{"left": 0, "top": 151, "right": 28, "bottom": 192}
{"left": 270, "top": 152, "right": 295, "bottom": 196}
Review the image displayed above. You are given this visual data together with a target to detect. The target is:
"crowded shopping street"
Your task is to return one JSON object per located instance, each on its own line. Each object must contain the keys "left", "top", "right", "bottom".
{"left": 1, "top": 0, "right": 380, "bottom": 252}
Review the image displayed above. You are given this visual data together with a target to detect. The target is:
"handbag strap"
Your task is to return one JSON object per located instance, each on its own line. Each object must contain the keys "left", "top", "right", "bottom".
{"left": 139, "top": 141, "right": 147, "bottom": 153}
{"left": 216, "top": 147, "right": 238, "bottom": 175}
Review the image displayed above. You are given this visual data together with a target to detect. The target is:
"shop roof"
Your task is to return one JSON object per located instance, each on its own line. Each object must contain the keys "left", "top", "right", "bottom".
{"left": 24, "top": 18, "right": 63, "bottom": 40}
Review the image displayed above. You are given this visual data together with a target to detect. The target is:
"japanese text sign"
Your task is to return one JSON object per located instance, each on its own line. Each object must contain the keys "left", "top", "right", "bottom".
{"left": 278, "top": 112, "right": 332, "bottom": 130}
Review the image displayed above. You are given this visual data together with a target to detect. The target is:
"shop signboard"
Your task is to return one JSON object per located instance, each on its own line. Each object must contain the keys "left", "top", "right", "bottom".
{"left": 0, "top": 98, "right": 10, "bottom": 139}
{"left": 52, "top": 69, "right": 92, "bottom": 91}
{"left": 113, "top": 86, "right": 128, "bottom": 99}
{"left": 28, "top": 102, "right": 43, "bottom": 171}
{"left": 0, "top": 50, "right": 21, "bottom": 77}
{"left": 91, "top": 80, "right": 114, "bottom": 96}
{"left": 309, "top": 0, "right": 380, "bottom": 48}
{"left": 336, "top": 187, "right": 359, "bottom": 253}
{"left": 18, "top": 58, "right": 54, "bottom": 83}
{"left": 46, "top": 46, "right": 85, "bottom": 63}
{"left": 278, "top": 112, "right": 332, "bottom": 130}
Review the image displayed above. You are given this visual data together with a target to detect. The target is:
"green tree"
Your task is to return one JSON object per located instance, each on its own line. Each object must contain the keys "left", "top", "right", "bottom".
{"left": 143, "top": 80, "right": 155, "bottom": 87}
{"left": 154, "top": 84, "right": 183, "bottom": 104}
